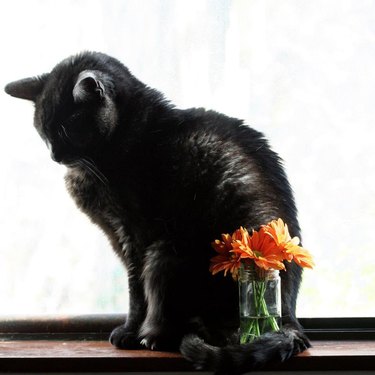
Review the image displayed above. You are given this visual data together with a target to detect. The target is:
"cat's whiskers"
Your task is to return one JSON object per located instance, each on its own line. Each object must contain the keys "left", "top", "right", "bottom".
{"left": 57, "top": 126, "right": 108, "bottom": 186}
{"left": 78, "top": 158, "right": 108, "bottom": 186}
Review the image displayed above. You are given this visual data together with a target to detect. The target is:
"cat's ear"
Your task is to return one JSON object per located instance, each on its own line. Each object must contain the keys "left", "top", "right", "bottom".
{"left": 4, "top": 74, "right": 48, "bottom": 101}
{"left": 73, "top": 70, "right": 105, "bottom": 103}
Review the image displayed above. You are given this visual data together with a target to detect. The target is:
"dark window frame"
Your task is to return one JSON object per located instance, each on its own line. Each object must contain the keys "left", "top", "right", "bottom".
{"left": 300, "top": 317, "right": 375, "bottom": 340}
{"left": 0, "top": 314, "right": 374, "bottom": 341}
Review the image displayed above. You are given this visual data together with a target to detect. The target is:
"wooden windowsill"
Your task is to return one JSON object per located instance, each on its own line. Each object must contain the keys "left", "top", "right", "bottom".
{"left": 0, "top": 339, "right": 374, "bottom": 372}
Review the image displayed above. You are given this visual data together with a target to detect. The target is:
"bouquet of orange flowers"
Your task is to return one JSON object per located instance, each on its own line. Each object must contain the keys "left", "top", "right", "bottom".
{"left": 210, "top": 218, "right": 314, "bottom": 343}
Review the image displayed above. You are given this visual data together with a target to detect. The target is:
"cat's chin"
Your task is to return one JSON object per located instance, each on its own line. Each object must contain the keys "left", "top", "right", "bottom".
{"left": 64, "top": 161, "right": 80, "bottom": 168}
{"left": 49, "top": 156, "right": 78, "bottom": 167}
{"left": 61, "top": 159, "right": 87, "bottom": 169}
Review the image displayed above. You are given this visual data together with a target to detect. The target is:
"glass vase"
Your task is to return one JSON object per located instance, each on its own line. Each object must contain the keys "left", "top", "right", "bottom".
{"left": 238, "top": 264, "right": 281, "bottom": 344}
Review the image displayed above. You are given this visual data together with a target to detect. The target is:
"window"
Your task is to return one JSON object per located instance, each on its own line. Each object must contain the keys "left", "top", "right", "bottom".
{"left": 0, "top": 0, "right": 374, "bottom": 317}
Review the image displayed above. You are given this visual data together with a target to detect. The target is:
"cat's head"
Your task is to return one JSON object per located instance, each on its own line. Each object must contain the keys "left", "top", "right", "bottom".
{"left": 4, "top": 52, "right": 132, "bottom": 165}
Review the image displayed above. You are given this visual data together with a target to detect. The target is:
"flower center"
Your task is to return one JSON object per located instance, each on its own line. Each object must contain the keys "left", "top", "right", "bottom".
{"left": 254, "top": 250, "right": 262, "bottom": 258}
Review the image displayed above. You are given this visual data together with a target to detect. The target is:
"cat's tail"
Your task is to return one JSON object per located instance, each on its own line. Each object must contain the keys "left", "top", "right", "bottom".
{"left": 180, "top": 326, "right": 311, "bottom": 375}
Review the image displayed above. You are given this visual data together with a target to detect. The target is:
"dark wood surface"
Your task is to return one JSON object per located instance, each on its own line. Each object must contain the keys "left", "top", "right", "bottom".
{"left": 0, "top": 339, "right": 374, "bottom": 372}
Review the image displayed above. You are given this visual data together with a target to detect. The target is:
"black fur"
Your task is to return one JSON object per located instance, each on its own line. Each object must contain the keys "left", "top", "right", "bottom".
{"left": 5, "top": 51, "right": 310, "bottom": 373}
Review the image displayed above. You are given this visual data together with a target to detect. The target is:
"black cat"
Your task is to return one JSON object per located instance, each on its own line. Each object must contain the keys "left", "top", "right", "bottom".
{"left": 5, "top": 52, "right": 310, "bottom": 374}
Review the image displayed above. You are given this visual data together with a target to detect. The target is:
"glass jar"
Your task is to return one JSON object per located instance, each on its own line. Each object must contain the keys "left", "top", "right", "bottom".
{"left": 238, "top": 264, "right": 281, "bottom": 343}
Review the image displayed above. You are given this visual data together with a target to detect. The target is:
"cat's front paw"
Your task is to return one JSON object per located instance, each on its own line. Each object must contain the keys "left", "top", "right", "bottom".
{"left": 109, "top": 325, "right": 142, "bottom": 349}
{"left": 140, "top": 324, "right": 181, "bottom": 351}
{"left": 288, "top": 328, "right": 311, "bottom": 355}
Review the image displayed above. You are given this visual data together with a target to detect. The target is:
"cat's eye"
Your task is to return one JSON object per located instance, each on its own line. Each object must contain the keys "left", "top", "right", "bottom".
{"left": 56, "top": 125, "right": 71, "bottom": 146}
{"left": 58, "top": 113, "right": 94, "bottom": 147}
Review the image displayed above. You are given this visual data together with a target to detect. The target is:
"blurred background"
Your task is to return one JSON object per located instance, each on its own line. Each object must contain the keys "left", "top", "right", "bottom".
{"left": 0, "top": 0, "right": 374, "bottom": 317}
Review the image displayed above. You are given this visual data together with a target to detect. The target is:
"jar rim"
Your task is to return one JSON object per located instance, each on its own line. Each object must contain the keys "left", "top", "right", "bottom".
{"left": 238, "top": 264, "right": 280, "bottom": 280}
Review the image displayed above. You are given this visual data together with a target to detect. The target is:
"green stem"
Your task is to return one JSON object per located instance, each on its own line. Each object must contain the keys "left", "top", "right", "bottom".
{"left": 260, "top": 292, "right": 280, "bottom": 331}
{"left": 239, "top": 268, "right": 280, "bottom": 343}
{"left": 252, "top": 279, "right": 261, "bottom": 336}
{"left": 261, "top": 279, "right": 279, "bottom": 332}
{"left": 254, "top": 279, "right": 280, "bottom": 336}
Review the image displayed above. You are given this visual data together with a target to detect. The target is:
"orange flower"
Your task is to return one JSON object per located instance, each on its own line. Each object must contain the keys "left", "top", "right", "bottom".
{"left": 263, "top": 218, "right": 314, "bottom": 268}
{"left": 209, "top": 253, "right": 242, "bottom": 279}
{"left": 287, "top": 246, "right": 315, "bottom": 269}
{"left": 263, "top": 218, "right": 293, "bottom": 251}
{"left": 231, "top": 226, "right": 251, "bottom": 247}
{"left": 210, "top": 233, "right": 242, "bottom": 279}
{"left": 210, "top": 219, "right": 314, "bottom": 278}
{"left": 211, "top": 233, "right": 233, "bottom": 254}
{"left": 232, "top": 227, "right": 285, "bottom": 271}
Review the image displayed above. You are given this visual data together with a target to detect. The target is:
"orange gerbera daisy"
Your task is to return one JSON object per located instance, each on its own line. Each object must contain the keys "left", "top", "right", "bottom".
{"left": 231, "top": 226, "right": 251, "bottom": 247}
{"left": 232, "top": 227, "right": 285, "bottom": 271}
{"left": 210, "top": 233, "right": 242, "bottom": 279}
{"left": 287, "top": 246, "right": 315, "bottom": 269}
{"left": 263, "top": 218, "right": 314, "bottom": 268}
{"left": 211, "top": 233, "right": 233, "bottom": 254}
{"left": 209, "top": 253, "right": 242, "bottom": 279}
{"left": 210, "top": 219, "right": 314, "bottom": 279}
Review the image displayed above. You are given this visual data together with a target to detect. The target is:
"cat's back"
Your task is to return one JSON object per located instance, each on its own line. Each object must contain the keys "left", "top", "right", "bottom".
{"left": 158, "top": 107, "right": 274, "bottom": 183}
{"left": 154, "top": 107, "right": 296, "bottom": 233}
{"left": 166, "top": 107, "right": 271, "bottom": 161}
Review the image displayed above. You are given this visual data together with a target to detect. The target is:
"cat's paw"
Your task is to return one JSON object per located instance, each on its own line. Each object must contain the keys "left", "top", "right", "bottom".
{"left": 288, "top": 328, "right": 311, "bottom": 355}
{"left": 140, "top": 324, "right": 181, "bottom": 351}
{"left": 109, "top": 325, "right": 142, "bottom": 349}
{"left": 253, "top": 328, "right": 310, "bottom": 363}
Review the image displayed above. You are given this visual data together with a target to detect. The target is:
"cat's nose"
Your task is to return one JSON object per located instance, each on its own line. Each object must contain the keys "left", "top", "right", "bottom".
{"left": 51, "top": 149, "right": 64, "bottom": 163}
{"left": 46, "top": 141, "right": 63, "bottom": 163}
{"left": 50, "top": 152, "right": 61, "bottom": 163}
